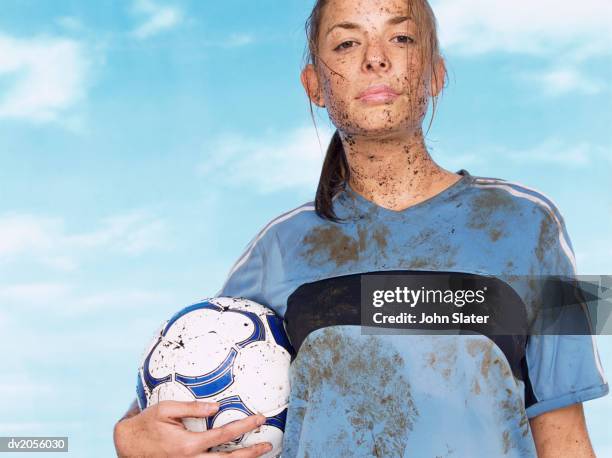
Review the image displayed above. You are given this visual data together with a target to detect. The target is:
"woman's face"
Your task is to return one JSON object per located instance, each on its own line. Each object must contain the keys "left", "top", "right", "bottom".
{"left": 302, "top": 0, "right": 443, "bottom": 138}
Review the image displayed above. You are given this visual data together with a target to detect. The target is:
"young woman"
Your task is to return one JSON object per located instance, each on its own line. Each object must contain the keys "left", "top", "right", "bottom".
{"left": 114, "top": 0, "right": 608, "bottom": 456}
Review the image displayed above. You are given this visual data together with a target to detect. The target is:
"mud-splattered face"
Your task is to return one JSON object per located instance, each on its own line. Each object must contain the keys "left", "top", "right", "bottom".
{"left": 301, "top": 0, "right": 441, "bottom": 137}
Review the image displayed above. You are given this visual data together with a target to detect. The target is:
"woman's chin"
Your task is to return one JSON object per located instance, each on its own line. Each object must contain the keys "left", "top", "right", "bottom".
{"left": 355, "top": 117, "right": 416, "bottom": 132}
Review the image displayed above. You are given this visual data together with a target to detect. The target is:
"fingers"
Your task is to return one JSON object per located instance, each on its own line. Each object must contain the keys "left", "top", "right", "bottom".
{"left": 203, "top": 442, "right": 274, "bottom": 457}
{"left": 192, "top": 414, "right": 268, "bottom": 451}
{"left": 154, "top": 403, "right": 272, "bottom": 457}
{"left": 156, "top": 400, "right": 220, "bottom": 420}
{"left": 226, "top": 442, "right": 274, "bottom": 457}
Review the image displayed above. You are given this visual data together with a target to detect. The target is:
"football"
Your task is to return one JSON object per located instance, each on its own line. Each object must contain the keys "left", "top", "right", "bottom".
{"left": 136, "top": 297, "right": 294, "bottom": 457}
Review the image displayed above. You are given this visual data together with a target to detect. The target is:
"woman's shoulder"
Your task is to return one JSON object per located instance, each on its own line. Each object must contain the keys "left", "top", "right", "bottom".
{"left": 466, "top": 172, "right": 568, "bottom": 225}
{"left": 466, "top": 172, "right": 574, "bottom": 268}
{"left": 246, "top": 199, "right": 320, "bottom": 252}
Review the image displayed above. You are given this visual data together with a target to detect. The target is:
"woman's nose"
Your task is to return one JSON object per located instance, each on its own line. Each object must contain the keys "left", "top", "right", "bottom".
{"left": 362, "top": 41, "right": 390, "bottom": 72}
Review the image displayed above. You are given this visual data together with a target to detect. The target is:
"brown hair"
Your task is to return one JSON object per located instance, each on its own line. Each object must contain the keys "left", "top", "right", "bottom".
{"left": 303, "top": 0, "right": 448, "bottom": 222}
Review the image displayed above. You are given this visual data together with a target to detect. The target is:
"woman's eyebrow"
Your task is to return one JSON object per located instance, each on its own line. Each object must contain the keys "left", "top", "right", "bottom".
{"left": 325, "top": 15, "right": 411, "bottom": 37}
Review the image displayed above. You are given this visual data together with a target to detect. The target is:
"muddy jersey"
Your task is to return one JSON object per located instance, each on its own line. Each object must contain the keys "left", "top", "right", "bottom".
{"left": 216, "top": 169, "right": 608, "bottom": 457}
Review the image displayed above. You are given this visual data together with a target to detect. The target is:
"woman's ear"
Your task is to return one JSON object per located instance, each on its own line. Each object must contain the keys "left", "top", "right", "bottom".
{"left": 301, "top": 64, "right": 325, "bottom": 107}
{"left": 430, "top": 55, "right": 446, "bottom": 98}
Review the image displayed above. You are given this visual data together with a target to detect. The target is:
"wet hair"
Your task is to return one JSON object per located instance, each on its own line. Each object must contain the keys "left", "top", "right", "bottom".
{"left": 302, "top": 0, "right": 448, "bottom": 222}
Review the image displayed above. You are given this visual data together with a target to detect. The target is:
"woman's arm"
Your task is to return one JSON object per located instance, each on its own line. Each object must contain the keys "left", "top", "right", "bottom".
{"left": 529, "top": 403, "right": 596, "bottom": 458}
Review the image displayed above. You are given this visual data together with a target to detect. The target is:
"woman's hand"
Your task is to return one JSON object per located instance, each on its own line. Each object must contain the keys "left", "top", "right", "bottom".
{"left": 113, "top": 400, "right": 273, "bottom": 458}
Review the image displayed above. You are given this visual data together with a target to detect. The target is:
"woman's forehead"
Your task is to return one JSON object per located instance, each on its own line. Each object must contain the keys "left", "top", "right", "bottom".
{"left": 323, "top": 0, "right": 411, "bottom": 20}
{"left": 321, "top": 0, "right": 412, "bottom": 31}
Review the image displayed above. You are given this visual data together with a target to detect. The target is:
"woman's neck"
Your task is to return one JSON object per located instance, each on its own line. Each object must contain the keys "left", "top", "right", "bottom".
{"left": 341, "top": 128, "right": 460, "bottom": 211}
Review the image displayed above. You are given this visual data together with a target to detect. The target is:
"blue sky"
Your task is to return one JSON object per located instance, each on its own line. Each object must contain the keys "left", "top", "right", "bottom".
{"left": 0, "top": 0, "right": 610, "bottom": 456}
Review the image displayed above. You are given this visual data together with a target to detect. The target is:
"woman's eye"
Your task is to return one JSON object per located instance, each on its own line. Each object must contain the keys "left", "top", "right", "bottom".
{"left": 393, "top": 35, "right": 415, "bottom": 44}
{"left": 334, "top": 40, "right": 357, "bottom": 52}
{"left": 333, "top": 36, "right": 413, "bottom": 52}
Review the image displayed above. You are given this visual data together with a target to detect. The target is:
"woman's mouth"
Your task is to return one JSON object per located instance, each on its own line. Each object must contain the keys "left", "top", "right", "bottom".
{"left": 357, "top": 84, "right": 401, "bottom": 104}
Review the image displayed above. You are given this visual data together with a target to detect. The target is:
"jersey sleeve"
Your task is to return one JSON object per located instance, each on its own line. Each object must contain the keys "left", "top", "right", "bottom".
{"left": 524, "top": 204, "right": 609, "bottom": 418}
{"left": 214, "top": 236, "right": 268, "bottom": 306}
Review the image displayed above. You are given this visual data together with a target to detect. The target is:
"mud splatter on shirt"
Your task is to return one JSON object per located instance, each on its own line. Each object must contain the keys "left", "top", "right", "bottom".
{"left": 218, "top": 169, "right": 608, "bottom": 457}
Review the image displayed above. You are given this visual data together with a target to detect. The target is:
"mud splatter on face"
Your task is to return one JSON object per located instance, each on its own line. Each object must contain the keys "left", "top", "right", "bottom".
{"left": 290, "top": 328, "right": 419, "bottom": 456}
{"left": 303, "top": 0, "right": 452, "bottom": 220}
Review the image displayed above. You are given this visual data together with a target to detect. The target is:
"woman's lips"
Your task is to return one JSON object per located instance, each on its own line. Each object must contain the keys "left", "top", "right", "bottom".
{"left": 357, "top": 84, "right": 401, "bottom": 104}
{"left": 359, "top": 91, "right": 400, "bottom": 103}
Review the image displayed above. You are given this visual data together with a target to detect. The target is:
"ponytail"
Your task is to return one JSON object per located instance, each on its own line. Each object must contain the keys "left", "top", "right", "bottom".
{"left": 314, "top": 130, "right": 349, "bottom": 222}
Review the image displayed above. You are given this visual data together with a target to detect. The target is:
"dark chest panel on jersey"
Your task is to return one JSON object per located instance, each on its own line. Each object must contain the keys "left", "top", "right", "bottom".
{"left": 284, "top": 270, "right": 528, "bottom": 383}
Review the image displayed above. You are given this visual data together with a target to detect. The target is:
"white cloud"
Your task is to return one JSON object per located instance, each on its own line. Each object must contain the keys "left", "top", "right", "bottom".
{"left": 502, "top": 138, "right": 594, "bottom": 167}
{"left": 436, "top": 138, "right": 609, "bottom": 170}
{"left": 0, "top": 283, "right": 180, "bottom": 378}
{"left": 131, "top": 0, "right": 183, "bottom": 40}
{"left": 434, "top": 151, "right": 485, "bottom": 170}
{"left": 0, "top": 211, "right": 168, "bottom": 270}
{"left": 0, "top": 33, "right": 90, "bottom": 123}
{"left": 77, "top": 289, "right": 175, "bottom": 314}
{"left": 0, "top": 282, "right": 72, "bottom": 304}
{"left": 517, "top": 66, "right": 604, "bottom": 97}
{"left": 67, "top": 211, "right": 168, "bottom": 255}
{"left": 431, "top": 0, "right": 611, "bottom": 97}
{"left": 432, "top": 0, "right": 612, "bottom": 58}
{"left": 198, "top": 124, "right": 334, "bottom": 193}
{"left": 0, "top": 377, "right": 65, "bottom": 424}
{"left": 199, "top": 128, "right": 609, "bottom": 194}
{"left": 0, "top": 282, "right": 174, "bottom": 316}
{"left": 0, "top": 214, "right": 58, "bottom": 257}
{"left": 198, "top": 33, "right": 256, "bottom": 49}
{"left": 0, "top": 373, "right": 56, "bottom": 398}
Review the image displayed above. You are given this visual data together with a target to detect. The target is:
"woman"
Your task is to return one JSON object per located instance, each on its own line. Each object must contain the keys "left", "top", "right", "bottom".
{"left": 114, "top": 0, "right": 608, "bottom": 456}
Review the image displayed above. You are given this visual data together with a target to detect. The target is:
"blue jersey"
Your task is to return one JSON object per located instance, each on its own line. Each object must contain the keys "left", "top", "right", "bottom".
{"left": 216, "top": 169, "right": 608, "bottom": 457}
